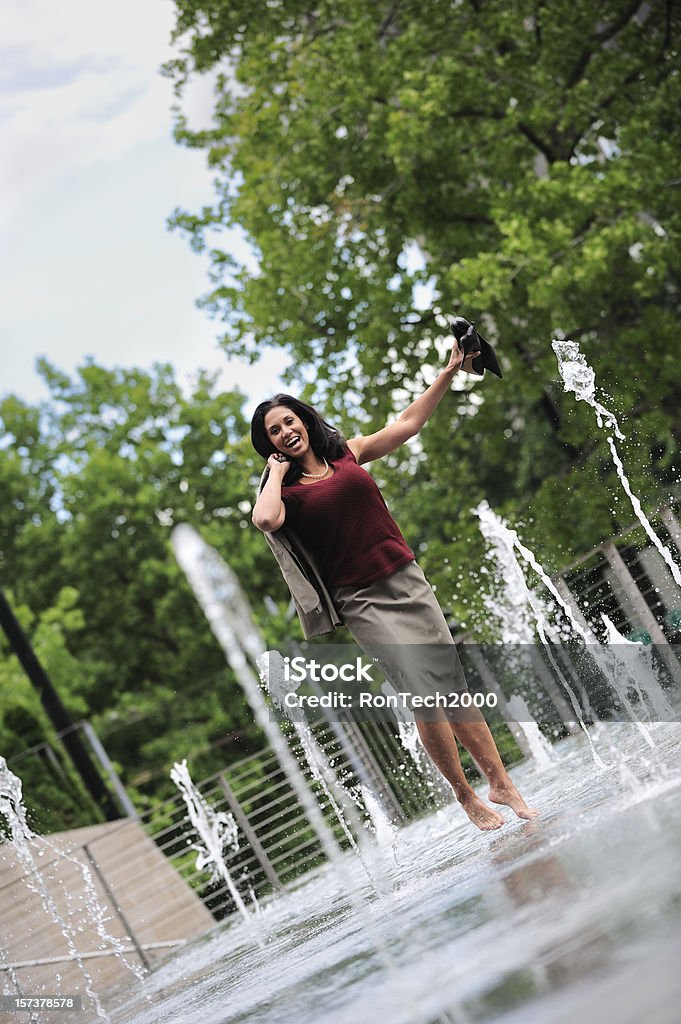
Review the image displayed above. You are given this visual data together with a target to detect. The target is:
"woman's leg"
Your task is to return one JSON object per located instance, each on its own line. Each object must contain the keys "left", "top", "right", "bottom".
{"left": 448, "top": 710, "right": 539, "bottom": 820}
{"left": 415, "top": 717, "right": 505, "bottom": 830}
{"left": 331, "top": 567, "right": 537, "bottom": 827}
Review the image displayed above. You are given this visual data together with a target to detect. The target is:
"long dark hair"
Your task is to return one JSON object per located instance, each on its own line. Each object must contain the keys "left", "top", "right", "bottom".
{"left": 250, "top": 394, "right": 348, "bottom": 485}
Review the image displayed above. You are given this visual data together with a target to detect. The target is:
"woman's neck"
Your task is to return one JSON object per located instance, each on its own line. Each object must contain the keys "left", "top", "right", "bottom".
{"left": 299, "top": 452, "right": 327, "bottom": 475}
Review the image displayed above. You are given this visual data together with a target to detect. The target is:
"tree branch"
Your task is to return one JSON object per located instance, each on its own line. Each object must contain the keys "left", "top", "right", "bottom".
{"left": 517, "top": 121, "right": 557, "bottom": 163}
{"left": 534, "top": 0, "right": 545, "bottom": 47}
{"left": 593, "top": 0, "right": 648, "bottom": 43}
{"left": 563, "top": 1, "right": 647, "bottom": 93}
{"left": 564, "top": 66, "right": 650, "bottom": 160}
{"left": 378, "top": 0, "right": 401, "bottom": 45}
{"left": 663, "top": 0, "right": 673, "bottom": 51}
{"left": 449, "top": 106, "right": 506, "bottom": 120}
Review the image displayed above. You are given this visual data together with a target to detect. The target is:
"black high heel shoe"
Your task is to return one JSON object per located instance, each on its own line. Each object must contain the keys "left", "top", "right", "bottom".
{"left": 449, "top": 316, "right": 503, "bottom": 379}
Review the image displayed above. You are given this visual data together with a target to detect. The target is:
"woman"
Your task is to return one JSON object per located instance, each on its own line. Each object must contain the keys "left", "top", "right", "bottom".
{"left": 251, "top": 331, "right": 538, "bottom": 831}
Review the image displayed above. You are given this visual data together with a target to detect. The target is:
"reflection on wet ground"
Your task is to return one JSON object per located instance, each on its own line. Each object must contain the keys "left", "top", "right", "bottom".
{"left": 102, "top": 723, "right": 681, "bottom": 1024}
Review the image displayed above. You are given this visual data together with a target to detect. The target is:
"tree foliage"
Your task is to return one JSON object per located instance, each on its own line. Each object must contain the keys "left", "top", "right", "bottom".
{"left": 0, "top": 363, "right": 284, "bottom": 827}
{"left": 166, "top": 0, "right": 681, "bottom": 620}
{"left": 3, "top": 2, "right": 680, "bottom": 830}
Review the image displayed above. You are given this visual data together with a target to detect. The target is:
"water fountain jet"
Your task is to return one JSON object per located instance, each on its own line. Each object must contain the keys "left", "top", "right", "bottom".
{"left": 552, "top": 339, "right": 681, "bottom": 588}
{"left": 170, "top": 759, "right": 252, "bottom": 927}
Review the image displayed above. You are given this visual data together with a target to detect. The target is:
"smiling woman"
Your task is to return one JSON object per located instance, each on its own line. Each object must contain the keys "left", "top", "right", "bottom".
{"left": 249, "top": 395, "right": 348, "bottom": 530}
{"left": 256, "top": 398, "right": 415, "bottom": 588}
{"left": 249, "top": 343, "right": 540, "bottom": 833}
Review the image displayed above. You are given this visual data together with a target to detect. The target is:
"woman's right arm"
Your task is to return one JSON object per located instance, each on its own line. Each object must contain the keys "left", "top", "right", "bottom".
{"left": 252, "top": 456, "right": 289, "bottom": 532}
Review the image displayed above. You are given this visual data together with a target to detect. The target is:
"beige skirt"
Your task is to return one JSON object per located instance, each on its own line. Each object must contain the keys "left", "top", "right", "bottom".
{"left": 330, "top": 560, "right": 468, "bottom": 701}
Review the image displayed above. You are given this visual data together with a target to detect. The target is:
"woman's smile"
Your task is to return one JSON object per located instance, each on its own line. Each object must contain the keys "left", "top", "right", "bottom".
{"left": 283, "top": 434, "right": 303, "bottom": 453}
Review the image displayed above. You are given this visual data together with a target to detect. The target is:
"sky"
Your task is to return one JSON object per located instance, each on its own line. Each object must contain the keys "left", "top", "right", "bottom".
{"left": 0, "top": 0, "right": 289, "bottom": 410}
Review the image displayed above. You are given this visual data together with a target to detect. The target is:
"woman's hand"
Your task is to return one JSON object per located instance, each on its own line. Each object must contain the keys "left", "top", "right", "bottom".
{"left": 445, "top": 337, "right": 478, "bottom": 374}
{"left": 347, "top": 326, "right": 485, "bottom": 465}
{"left": 267, "top": 453, "right": 291, "bottom": 476}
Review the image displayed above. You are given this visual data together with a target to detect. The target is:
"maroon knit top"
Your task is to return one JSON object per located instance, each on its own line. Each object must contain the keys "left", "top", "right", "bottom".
{"left": 280, "top": 448, "right": 414, "bottom": 588}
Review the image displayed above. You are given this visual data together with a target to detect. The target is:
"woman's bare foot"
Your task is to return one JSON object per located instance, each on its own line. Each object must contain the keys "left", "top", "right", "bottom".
{"left": 488, "top": 782, "right": 540, "bottom": 820}
{"left": 459, "top": 792, "right": 505, "bottom": 831}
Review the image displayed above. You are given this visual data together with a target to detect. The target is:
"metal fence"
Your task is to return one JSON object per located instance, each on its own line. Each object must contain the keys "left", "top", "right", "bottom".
{"left": 139, "top": 717, "right": 450, "bottom": 921}
{"left": 555, "top": 504, "right": 681, "bottom": 641}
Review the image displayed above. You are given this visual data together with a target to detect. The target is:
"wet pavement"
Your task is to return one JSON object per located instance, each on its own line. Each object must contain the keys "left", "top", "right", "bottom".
{"left": 97, "top": 721, "right": 681, "bottom": 1024}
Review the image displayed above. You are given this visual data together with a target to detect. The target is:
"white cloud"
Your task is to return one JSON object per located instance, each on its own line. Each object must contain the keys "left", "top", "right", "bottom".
{"left": 0, "top": 0, "right": 184, "bottom": 227}
{"left": 0, "top": 0, "right": 169, "bottom": 61}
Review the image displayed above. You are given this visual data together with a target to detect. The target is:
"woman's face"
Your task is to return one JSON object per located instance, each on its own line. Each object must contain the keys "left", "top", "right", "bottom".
{"left": 263, "top": 406, "right": 310, "bottom": 459}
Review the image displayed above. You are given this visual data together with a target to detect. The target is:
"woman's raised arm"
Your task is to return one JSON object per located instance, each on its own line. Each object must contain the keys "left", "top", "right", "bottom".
{"left": 348, "top": 337, "right": 469, "bottom": 465}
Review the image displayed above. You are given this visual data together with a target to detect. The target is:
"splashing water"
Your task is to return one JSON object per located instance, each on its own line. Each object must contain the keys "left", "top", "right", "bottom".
{"left": 475, "top": 500, "right": 595, "bottom": 645}
{"left": 359, "top": 785, "right": 398, "bottom": 852}
{"left": 504, "top": 696, "right": 555, "bottom": 769}
{"left": 551, "top": 340, "right": 624, "bottom": 438}
{"left": 552, "top": 339, "right": 681, "bottom": 588}
{"left": 474, "top": 501, "right": 604, "bottom": 764}
{"left": 0, "top": 922, "right": 38, "bottom": 1024}
{"left": 0, "top": 757, "right": 142, "bottom": 1021}
{"left": 259, "top": 650, "right": 380, "bottom": 884}
{"left": 170, "top": 759, "right": 251, "bottom": 925}
{"left": 383, "top": 680, "right": 451, "bottom": 799}
{"left": 171, "top": 526, "right": 344, "bottom": 867}
{"left": 601, "top": 615, "right": 675, "bottom": 721}
{"left": 171, "top": 526, "right": 427, "bottom": 1023}
{"left": 263, "top": 648, "right": 404, "bottom": 846}
{"left": 476, "top": 514, "right": 556, "bottom": 646}
{"left": 476, "top": 503, "right": 661, "bottom": 753}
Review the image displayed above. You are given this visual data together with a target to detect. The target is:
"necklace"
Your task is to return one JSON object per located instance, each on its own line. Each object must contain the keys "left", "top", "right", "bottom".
{"left": 301, "top": 458, "right": 329, "bottom": 479}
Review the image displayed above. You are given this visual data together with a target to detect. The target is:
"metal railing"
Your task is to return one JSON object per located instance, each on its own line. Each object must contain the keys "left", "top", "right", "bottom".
{"left": 138, "top": 717, "right": 447, "bottom": 920}
{"left": 557, "top": 503, "right": 681, "bottom": 639}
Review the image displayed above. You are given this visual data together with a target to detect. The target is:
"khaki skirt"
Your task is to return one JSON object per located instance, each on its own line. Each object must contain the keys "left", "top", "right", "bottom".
{"left": 330, "top": 560, "right": 469, "bottom": 704}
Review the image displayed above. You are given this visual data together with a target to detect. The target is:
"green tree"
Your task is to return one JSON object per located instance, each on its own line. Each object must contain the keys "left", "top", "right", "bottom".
{"left": 166, "top": 0, "right": 681, "bottom": 621}
{"left": 0, "top": 591, "right": 102, "bottom": 832}
{"left": 1, "top": 363, "right": 285, "bottom": 826}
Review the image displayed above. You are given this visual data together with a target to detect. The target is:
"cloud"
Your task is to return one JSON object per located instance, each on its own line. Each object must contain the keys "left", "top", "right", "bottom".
{"left": 0, "top": 0, "right": 174, "bottom": 69}
{"left": 0, "top": 0, "right": 290, "bottom": 410}
{"left": 0, "top": 47, "right": 117, "bottom": 93}
{"left": 0, "top": 0, "right": 184, "bottom": 227}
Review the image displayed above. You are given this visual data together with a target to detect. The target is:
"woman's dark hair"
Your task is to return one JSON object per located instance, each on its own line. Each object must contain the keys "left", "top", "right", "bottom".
{"left": 250, "top": 394, "right": 348, "bottom": 485}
